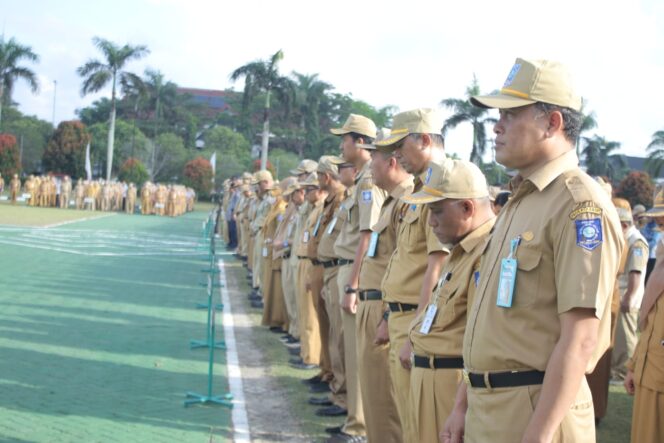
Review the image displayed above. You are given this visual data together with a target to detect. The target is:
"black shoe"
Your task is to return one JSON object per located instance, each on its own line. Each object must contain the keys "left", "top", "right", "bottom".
{"left": 326, "top": 432, "right": 366, "bottom": 443}
{"left": 325, "top": 426, "right": 343, "bottom": 435}
{"left": 309, "top": 396, "right": 333, "bottom": 406}
{"left": 315, "top": 405, "right": 347, "bottom": 417}
{"left": 279, "top": 334, "right": 291, "bottom": 341}
{"left": 289, "top": 357, "right": 304, "bottom": 365}
{"left": 285, "top": 336, "right": 299, "bottom": 344}
{"left": 287, "top": 347, "right": 301, "bottom": 356}
{"left": 250, "top": 300, "right": 264, "bottom": 309}
{"left": 309, "top": 382, "right": 331, "bottom": 393}
{"left": 248, "top": 295, "right": 262, "bottom": 302}
{"left": 302, "top": 374, "right": 323, "bottom": 385}
{"left": 269, "top": 327, "right": 285, "bottom": 333}
{"left": 291, "top": 361, "right": 317, "bottom": 370}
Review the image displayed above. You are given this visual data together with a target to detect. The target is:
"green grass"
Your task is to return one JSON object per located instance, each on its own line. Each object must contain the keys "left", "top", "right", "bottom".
{"left": 597, "top": 385, "right": 633, "bottom": 442}
{"left": 0, "top": 207, "right": 231, "bottom": 442}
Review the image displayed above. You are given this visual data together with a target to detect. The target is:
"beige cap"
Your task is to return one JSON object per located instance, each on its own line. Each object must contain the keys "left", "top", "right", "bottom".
{"left": 616, "top": 207, "right": 633, "bottom": 223}
{"left": 645, "top": 185, "right": 664, "bottom": 217}
{"left": 254, "top": 170, "right": 274, "bottom": 183}
{"left": 330, "top": 114, "right": 377, "bottom": 139}
{"left": 317, "top": 155, "right": 344, "bottom": 175}
{"left": 471, "top": 58, "right": 582, "bottom": 111}
{"left": 376, "top": 108, "right": 444, "bottom": 148}
{"left": 279, "top": 176, "right": 298, "bottom": 194}
{"left": 402, "top": 159, "right": 489, "bottom": 205}
{"left": 358, "top": 128, "right": 391, "bottom": 150}
{"left": 301, "top": 172, "right": 319, "bottom": 187}
{"left": 290, "top": 159, "right": 318, "bottom": 175}
{"left": 633, "top": 204, "right": 646, "bottom": 216}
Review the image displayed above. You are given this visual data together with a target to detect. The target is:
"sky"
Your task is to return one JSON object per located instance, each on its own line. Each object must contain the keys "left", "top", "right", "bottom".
{"left": 3, "top": 0, "right": 664, "bottom": 161}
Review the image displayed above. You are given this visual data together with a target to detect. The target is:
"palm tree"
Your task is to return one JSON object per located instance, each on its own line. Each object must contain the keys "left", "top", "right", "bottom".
{"left": 577, "top": 105, "right": 597, "bottom": 156}
{"left": 119, "top": 70, "right": 148, "bottom": 159}
{"left": 0, "top": 36, "right": 39, "bottom": 129}
{"left": 441, "top": 76, "right": 497, "bottom": 164}
{"left": 230, "top": 50, "right": 295, "bottom": 170}
{"left": 582, "top": 134, "right": 626, "bottom": 182}
{"left": 77, "top": 37, "right": 149, "bottom": 180}
{"left": 292, "top": 72, "right": 332, "bottom": 157}
{"left": 646, "top": 130, "right": 664, "bottom": 177}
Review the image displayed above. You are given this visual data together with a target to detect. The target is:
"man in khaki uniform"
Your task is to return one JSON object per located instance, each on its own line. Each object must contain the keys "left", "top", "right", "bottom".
{"left": 141, "top": 182, "right": 152, "bottom": 215}
{"left": 611, "top": 204, "right": 649, "bottom": 380}
{"left": 126, "top": 183, "right": 137, "bottom": 214}
{"left": 355, "top": 130, "right": 411, "bottom": 442}
{"left": 625, "top": 186, "right": 664, "bottom": 443}
{"left": 251, "top": 170, "right": 276, "bottom": 302}
{"left": 314, "top": 156, "right": 349, "bottom": 416}
{"left": 374, "top": 108, "right": 449, "bottom": 442}
{"left": 327, "top": 114, "right": 385, "bottom": 442}
{"left": 60, "top": 176, "right": 72, "bottom": 208}
{"left": 443, "top": 58, "right": 623, "bottom": 443}
{"left": 10, "top": 174, "right": 21, "bottom": 204}
{"left": 401, "top": 160, "right": 495, "bottom": 442}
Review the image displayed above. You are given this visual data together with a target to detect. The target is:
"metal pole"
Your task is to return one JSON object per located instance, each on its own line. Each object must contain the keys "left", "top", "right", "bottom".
{"left": 52, "top": 80, "right": 57, "bottom": 128}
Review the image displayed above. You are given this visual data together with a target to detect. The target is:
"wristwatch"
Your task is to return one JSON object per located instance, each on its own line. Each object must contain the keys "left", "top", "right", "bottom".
{"left": 344, "top": 285, "right": 358, "bottom": 294}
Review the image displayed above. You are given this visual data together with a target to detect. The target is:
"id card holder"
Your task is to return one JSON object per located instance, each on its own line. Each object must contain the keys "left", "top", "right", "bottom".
{"left": 262, "top": 247, "right": 269, "bottom": 257}
{"left": 419, "top": 304, "right": 438, "bottom": 334}
{"left": 367, "top": 231, "right": 379, "bottom": 257}
{"left": 496, "top": 236, "right": 521, "bottom": 308}
{"left": 312, "top": 215, "right": 322, "bottom": 237}
{"left": 303, "top": 231, "right": 310, "bottom": 243}
{"left": 326, "top": 217, "right": 338, "bottom": 235}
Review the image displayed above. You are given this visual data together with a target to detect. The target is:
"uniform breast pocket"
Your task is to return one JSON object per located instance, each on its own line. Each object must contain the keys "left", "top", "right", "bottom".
{"left": 437, "top": 284, "right": 463, "bottom": 325}
{"left": 402, "top": 207, "right": 424, "bottom": 244}
{"left": 513, "top": 246, "right": 542, "bottom": 308}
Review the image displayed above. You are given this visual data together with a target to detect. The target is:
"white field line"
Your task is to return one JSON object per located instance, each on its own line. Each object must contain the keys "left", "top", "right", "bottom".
{"left": 42, "top": 213, "right": 116, "bottom": 228}
{"left": 218, "top": 259, "right": 250, "bottom": 443}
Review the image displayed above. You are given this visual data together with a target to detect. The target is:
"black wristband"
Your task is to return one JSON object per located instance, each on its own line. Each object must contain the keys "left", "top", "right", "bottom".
{"left": 382, "top": 311, "right": 390, "bottom": 321}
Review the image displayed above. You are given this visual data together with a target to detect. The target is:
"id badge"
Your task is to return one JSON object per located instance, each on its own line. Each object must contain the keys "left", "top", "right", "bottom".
{"left": 367, "top": 231, "right": 379, "bottom": 257}
{"left": 326, "top": 217, "right": 338, "bottom": 235}
{"left": 419, "top": 304, "right": 438, "bottom": 334}
{"left": 303, "top": 231, "right": 310, "bottom": 243}
{"left": 287, "top": 223, "right": 294, "bottom": 238}
{"left": 312, "top": 215, "right": 322, "bottom": 237}
{"left": 262, "top": 247, "right": 268, "bottom": 258}
{"left": 496, "top": 258, "right": 517, "bottom": 307}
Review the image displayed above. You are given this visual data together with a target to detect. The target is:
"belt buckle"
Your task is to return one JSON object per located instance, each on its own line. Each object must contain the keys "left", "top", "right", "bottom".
{"left": 462, "top": 369, "right": 471, "bottom": 386}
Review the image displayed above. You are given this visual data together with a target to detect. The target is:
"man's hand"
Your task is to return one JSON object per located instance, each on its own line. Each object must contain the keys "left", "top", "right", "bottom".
{"left": 374, "top": 318, "right": 389, "bottom": 346}
{"left": 620, "top": 300, "right": 631, "bottom": 314}
{"left": 341, "top": 293, "right": 357, "bottom": 314}
{"left": 624, "top": 369, "right": 636, "bottom": 395}
{"left": 399, "top": 341, "right": 413, "bottom": 370}
{"left": 440, "top": 407, "right": 466, "bottom": 443}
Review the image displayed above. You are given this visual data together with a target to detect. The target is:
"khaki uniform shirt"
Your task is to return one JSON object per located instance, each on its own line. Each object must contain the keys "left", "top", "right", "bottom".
{"left": 304, "top": 201, "right": 325, "bottom": 259}
{"left": 262, "top": 197, "right": 288, "bottom": 268}
{"left": 410, "top": 218, "right": 495, "bottom": 357}
{"left": 251, "top": 193, "right": 274, "bottom": 234}
{"left": 463, "top": 150, "right": 624, "bottom": 373}
{"left": 294, "top": 201, "right": 314, "bottom": 257}
{"left": 317, "top": 189, "right": 347, "bottom": 262}
{"left": 618, "top": 225, "right": 649, "bottom": 309}
{"left": 272, "top": 203, "right": 298, "bottom": 259}
{"left": 382, "top": 177, "right": 448, "bottom": 304}
{"left": 358, "top": 177, "right": 415, "bottom": 291}
{"left": 333, "top": 162, "right": 387, "bottom": 260}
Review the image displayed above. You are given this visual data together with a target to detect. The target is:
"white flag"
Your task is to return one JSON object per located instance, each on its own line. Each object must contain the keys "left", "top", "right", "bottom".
{"left": 85, "top": 142, "right": 92, "bottom": 180}
{"left": 210, "top": 151, "right": 217, "bottom": 183}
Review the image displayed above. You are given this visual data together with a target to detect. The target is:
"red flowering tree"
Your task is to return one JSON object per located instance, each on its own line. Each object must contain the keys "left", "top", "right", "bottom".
{"left": 42, "top": 121, "right": 91, "bottom": 178}
{"left": 616, "top": 171, "right": 655, "bottom": 208}
{"left": 183, "top": 157, "right": 213, "bottom": 198}
{"left": 118, "top": 158, "right": 149, "bottom": 187}
{"left": 252, "top": 158, "right": 275, "bottom": 176}
{"left": 0, "top": 134, "right": 21, "bottom": 178}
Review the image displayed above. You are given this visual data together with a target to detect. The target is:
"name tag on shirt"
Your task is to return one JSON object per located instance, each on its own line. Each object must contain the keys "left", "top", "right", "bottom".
{"left": 496, "top": 258, "right": 517, "bottom": 308}
{"left": 367, "top": 231, "right": 379, "bottom": 257}
{"left": 326, "top": 217, "right": 338, "bottom": 235}
{"left": 419, "top": 304, "right": 438, "bottom": 334}
{"left": 262, "top": 247, "right": 268, "bottom": 258}
{"left": 303, "top": 231, "right": 310, "bottom": 243}
{"left": 312, "top": 215, "right": 322, "bottom": 237}
{"left": 287, "top": 223, "right": 294, "bottom": 237}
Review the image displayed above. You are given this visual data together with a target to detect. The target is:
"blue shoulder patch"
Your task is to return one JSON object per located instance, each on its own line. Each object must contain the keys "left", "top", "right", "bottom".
{"left": 575, "top": 218, "right": 602, "bottom": 251}
{"left": 361, "top": 190, "right": 372, "bottom": 203}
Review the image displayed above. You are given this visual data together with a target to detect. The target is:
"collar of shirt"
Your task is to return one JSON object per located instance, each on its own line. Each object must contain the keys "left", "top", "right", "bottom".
{"left": 510, "top": 149, "right": 579, "bottom": 193}
{"left": 389, "top": 176, "right": 415, "bottom": 200}
{"left": 354, "top": 160, "right": 371, "bottom": 185}
{"left": 456, "top": 217, "right": 497, "bottom": 256}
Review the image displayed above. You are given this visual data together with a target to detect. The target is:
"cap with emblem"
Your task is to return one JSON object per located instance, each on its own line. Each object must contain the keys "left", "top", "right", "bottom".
{"left": 358, "top": 128, "right": 391, "bottom": 150}
{"left": 644, "top": 185, "right": 664, "bottom": 217}
{"left": 470, "top": 58, "right": 582, "bottom": 111}
{"left": 402, "top": 159, "right": 489, "bottom": 204}
{"left": 290, "top": 159, "right": 319, "bottom": 175}
{"left": 317, "top": 155, "right": 345, "bottom": 175}
{"left": 301, "top": 172, "right": 319, "bottom": 188}
{"left": 330, "top": 114, "right": 377, "bottom": 139}
{"left": 375, "top": 108, "right": 444, "bottom": 148}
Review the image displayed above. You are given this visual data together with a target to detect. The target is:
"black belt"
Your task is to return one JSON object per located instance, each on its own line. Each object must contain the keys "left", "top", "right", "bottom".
{"left": 358, "top": 290, "right": 382, "bottom": 301}
{"left": 388, "top": 302, "right": 418, "bottom": 312}
{"left": 338, "top": 259, "right": 354, "bottom": 266}
{"left": 413, "top": 355, "right": 464, "bottom": 369}
{"left": 283, "top": 252, "right": 291, "bottom": 259}
{"left": 297, "top": 256, "right": 309, "bottom": 260}
{"left": 320, "top": 259, "right": 339, "bottom": 269}
{"left": 465, "top": 370, "right": 545, "bottom": 389}
{"left": 311, "top": 259, "right": 322, "bottom": 266}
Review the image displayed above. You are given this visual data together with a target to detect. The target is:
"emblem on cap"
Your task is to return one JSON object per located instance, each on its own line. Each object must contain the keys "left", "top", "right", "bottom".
{"left": 503, "top": 63, "right": 522, "bottom": 87}
{"left": 424, "top": 167, "right": 433, "bottom": 185}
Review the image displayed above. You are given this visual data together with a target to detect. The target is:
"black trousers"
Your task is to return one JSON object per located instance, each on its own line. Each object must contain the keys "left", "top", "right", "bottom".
{"left": 227, "top": 219, "right": 238, "bottom": 249}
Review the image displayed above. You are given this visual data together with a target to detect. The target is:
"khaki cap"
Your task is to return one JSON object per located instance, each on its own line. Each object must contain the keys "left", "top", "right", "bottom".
{"left": 644, "top": 185, "right": 664, "bottom": 217}
{"left": 290, "top": 159, "right": 318, "bottom": 175}
{"left": 242, "top": 171, "right": 253, "bottom": 180}
{"left": 254, "top": 170, "right": 274, "bottom": 183}
{"left": 402, "top": 159, "right": 489, "bottom": 205}
{"left": 616, "top": 207, "right": 633, "bottom": 223}
{"left": 470, "top": 58, "right": 582, "bottom": 111}
{"left": 330, "top": 114, "right": 377, "bottom": 139}
{"left": 633, "top": 204, "right": 646, "bottom": 216}
{"left": 376, "top": 108, "right": 444, "bottom": 148}
{"left": 317, "top": 155, "right": 344, "bottom": 175}
{"left": 301, "top": 172, "right": 319, "bottom": 187}
{"left": 358, "top": 128, "right": 391, "bottom": 150}
{"left": 279, "top": 176, "right": 299, "bottom": 194}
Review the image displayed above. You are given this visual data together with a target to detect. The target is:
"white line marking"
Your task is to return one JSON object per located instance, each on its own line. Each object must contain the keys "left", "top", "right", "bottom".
{"left": 42, "top": 213, "right": 116, "bottom": 228}
{"left": 219, "top": 259, "right": 250, "bottom": 443}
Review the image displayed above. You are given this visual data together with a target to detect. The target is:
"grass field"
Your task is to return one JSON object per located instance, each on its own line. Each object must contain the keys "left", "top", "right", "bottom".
{"left": 0, "top": 205, "right": 232, "bottom": 442}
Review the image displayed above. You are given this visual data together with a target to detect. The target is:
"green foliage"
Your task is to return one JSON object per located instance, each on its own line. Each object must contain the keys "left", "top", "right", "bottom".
{"left": 152, "top": 132, "right": 188, "bottom": 181}
{"left": 582, "top": 135, "right": 627, "bottom": 182}
{"left": 202, "top": 125, "right": 252, "bottom": 182}
{"left": 118, "top": 157, "right": 149, "bottom": 187}
{"left": 183, "top": 157, "right": 213, "bottom": 198}
{"left": 0, "top": 35, "right": 40, "bottom": 129}
{"left": 269, "top": 148, "right": 299, "bottom": 180}
{"left": 87, "top": 118, "right": 148, "bottom": 175}
{"left": 0, "top": 133, "right": 21, "bottom": 177}
{"left": 646, "top": 130, "right": 664, "bottom": 177}
{"left": 478, "top": 161, "right": 510, "bottom": 186}
{"left": 42, "top": 121, "right": 91, "bottom": 178}
{"left": 615, "top": 171, "right": 654, "bottom": 208}
{"left": 1, "top": 106, "right": 53, "bottom": 173}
